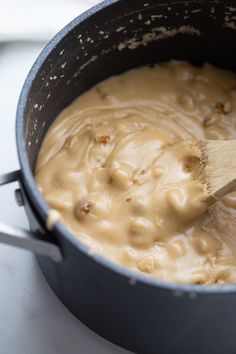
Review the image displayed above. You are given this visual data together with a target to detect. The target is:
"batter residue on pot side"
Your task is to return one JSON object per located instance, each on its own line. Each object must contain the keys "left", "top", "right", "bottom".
{"left": 35, "top": 60, "right": 236, "bottom": 284}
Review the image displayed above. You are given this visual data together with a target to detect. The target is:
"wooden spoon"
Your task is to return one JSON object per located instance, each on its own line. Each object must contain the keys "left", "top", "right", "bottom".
{"left": 185, "top": 140, "right": 236, "bottom": 202}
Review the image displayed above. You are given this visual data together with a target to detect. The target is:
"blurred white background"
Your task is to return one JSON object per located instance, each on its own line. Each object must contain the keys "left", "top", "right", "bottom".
{"left": 0, "top": 1, "right": 130, "bottom": 353}
{"left": 0, "top": 0, "right": 101, "bottom": 41}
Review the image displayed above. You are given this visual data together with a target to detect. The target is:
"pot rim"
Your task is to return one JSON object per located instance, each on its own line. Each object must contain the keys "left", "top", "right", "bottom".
{"left": 16, "top": 0, "right": 236, "bottom": 295}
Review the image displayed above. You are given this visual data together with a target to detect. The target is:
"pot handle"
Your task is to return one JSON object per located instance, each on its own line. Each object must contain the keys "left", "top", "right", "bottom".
{"left": 0, "top": 170, "right": 63, "bottom": 263}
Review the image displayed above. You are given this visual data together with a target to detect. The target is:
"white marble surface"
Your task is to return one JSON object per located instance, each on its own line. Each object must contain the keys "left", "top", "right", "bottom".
{"left": 0, "top": 42, "right": 130, "bottom": 354}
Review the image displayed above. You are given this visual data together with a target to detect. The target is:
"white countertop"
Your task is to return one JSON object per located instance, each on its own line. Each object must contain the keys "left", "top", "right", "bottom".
{"left": 0, "top": 42, "right": 130, "bottom": 354}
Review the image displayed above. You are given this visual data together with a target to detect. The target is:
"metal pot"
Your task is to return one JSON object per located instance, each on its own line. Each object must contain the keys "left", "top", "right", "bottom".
{"left": 1, "top": 1, "right": 236, "bottom": 353}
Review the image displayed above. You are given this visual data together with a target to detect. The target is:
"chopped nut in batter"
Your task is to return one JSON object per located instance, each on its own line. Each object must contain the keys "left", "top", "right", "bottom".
{"left": 95, "top": 135, "right": 111, "bottom": 144}
{"left": 74, "top": 200, "right": 93, "bottom": 220}
{"left": 137, "top": 255, "right": 156, "bottom": 273}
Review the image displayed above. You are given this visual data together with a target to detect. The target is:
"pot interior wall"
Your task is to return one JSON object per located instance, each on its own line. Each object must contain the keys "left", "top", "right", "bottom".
{"left": 23, "top": 0, "right": 236, "bottom": 170}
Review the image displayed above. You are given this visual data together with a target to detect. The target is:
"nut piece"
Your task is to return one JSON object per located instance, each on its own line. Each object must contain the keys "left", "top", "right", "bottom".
{"left": 191, "top": 270, "right": 208, "bottom": 284}
{"left": 132, "top": 168, "right": 146, "bottom": 185}
{"left": 47, "top": 209, "right": 61, "bottom": 230}
{"left": 112, "top": 168, "right": 130, "bottom": 190}
{"left": 224, "top": 101, "right": 231, "bottom": 114}
{"left": 214, "top": 102, "right": 231, "bottom": 115}
{"left": 126, "top": 196, "right": 132, "bottom": 202}
{"left": 214, "top": 102, "right": 225, "bottom": 114}
{"left": 95, "top": 135, "right": 110, "bottom": 144}
{"left": 137, "top": 255, "right": 156, "bottom": 273}
{"left": 74, "top": 200, "right": 93, "bottom": 220}
{"left": 129, "top": 218, "right": 154, "bottom": 248}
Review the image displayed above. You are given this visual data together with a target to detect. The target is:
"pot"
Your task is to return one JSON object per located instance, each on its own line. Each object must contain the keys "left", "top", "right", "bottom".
{"left": 1, "top": 1, "right": 236, "bottom": 353}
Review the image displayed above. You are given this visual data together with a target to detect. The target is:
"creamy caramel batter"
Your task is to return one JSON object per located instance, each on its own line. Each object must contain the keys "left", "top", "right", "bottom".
{"left": 35, "top": 61, "right": 236, "bottom": 284}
